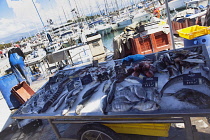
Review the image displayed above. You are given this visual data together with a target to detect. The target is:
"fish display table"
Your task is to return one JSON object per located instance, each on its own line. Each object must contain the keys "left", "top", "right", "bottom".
{"left": 12, "top": 44, "right": 210, "bottom": 140}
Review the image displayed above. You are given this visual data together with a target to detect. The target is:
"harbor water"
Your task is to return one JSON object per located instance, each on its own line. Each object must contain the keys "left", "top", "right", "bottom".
{"left": 101, "top": 29, "right": 124, "bottom": 52}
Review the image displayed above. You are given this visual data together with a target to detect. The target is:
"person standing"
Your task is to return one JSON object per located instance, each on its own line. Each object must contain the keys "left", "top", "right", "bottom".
{"left": 8, "top": 47, "right": 32, "bottom": 85}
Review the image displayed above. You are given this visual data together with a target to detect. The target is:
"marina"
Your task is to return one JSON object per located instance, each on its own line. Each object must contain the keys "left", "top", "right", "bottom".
{"left": 0, "top": 0, "right": 210, "bottom": 140}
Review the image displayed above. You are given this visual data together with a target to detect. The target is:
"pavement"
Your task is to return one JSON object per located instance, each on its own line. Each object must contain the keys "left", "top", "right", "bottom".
{"left": 0, "top": 117, "right": 210, "bottom": 140}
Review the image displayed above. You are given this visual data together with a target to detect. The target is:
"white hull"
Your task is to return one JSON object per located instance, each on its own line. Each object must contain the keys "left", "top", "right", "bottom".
{"left": 168, "top": 0, "right": 191, "bottom": 10}
{"left": 111, "top": 19, "right": 132, "bottom": 30}
{"left": 132, "top": 13, "right": 151, "bottom": 23}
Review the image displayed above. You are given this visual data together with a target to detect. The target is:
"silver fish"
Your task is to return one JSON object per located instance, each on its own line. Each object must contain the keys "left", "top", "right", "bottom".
{"left": 128, "top": 85, "right": 147, "bottom": 99}
{"left": 51, "top": 91, "right": 68, "bottom": 107}
{"left": 115, "top": 87, "right": 140, "bottom": 102}
{"left": 100, "top": 95, "right": 108, "bottom": 114}
{"left": 146, "top": 88, "right": 161, "bottom": 103}
{"left": 124, "top": 76, "right": 143, "bottom": 84}
{"left": 62, "top": 96, "right": 77, "bottom": 115}
{"left": 103, "top": 80, "right": 112, "bottom": 95}
{"left": 107, "top": 80, "right": 117, "bottom": 104}
{"left": 166, "top": 88, "right": 210, "bottom": 108}
{"left": 75, "top": 94, "right": 93, "bottom": 115}
{"left": 21, "top": 104, "right": 33, "bottom": 114}
{"left": 72, "top": 88, "right": 82, "bottom": 96}
{"left": 112, "top": 99, "right": 133, "bottom": 112}
{"left": 160, "top": 74, "right": 210, "bottom": 95}
{"left": 54, "top": 93, "right": 68, "bottom": 112}
{"left": 182, "top": 59, "right": 205, "bottom": 64}
{"left": 82, "top": 83, "right": 100, "bottom": 99}
{"left": 133, "top": 100, "right": 160, "bottom": 111}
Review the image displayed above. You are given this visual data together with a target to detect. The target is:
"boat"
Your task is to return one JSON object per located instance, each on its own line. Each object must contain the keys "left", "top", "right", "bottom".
{"left": 111, "top": 17, "right": 132, "bottom": 30}
{"left": 131, "top": 9, "right": 152, "bottom": 23}
{"left": 89, "top": 20, "right": 112, "bottom": 36}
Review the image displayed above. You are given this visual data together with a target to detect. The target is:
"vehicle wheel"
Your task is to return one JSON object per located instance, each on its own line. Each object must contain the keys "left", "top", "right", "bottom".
{"left": 77, "top": 123, "right": 120, "bottom": 140}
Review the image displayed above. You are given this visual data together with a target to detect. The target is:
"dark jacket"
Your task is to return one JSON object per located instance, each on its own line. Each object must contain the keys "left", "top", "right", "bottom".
{"left": 8, "top": 47, "right": 25, "bottom": 60}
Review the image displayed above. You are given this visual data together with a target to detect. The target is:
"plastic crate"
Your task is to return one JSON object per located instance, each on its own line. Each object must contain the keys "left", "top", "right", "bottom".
{"left": 11, "top": 81, "right": 35, "bottom": 104}
{"left": 206, "top": 27, "right": 210, "bottom": 34}
{"left": 177, "top": 25, "right": 208, "bottom": 40}
{"left": 103, "top": 123, "right": 170, "bottom": 137}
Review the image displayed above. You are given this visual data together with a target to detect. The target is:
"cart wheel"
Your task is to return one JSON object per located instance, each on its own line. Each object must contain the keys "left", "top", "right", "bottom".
{"left": 77, "top": 123, "right": 120, "bottom": 140}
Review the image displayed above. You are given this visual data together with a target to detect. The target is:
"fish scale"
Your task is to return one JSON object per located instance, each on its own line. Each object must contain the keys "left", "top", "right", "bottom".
{"left": 111, "top": 99, "right": 133, "bottom": 112}
{"left": 115, "top": 87, "right": 140, "bottom": 102}
{"left": 167, "top": 88, "right": 210, "bottom": 108}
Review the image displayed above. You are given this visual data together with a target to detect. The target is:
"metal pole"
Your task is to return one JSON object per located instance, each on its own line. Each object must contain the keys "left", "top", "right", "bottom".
{"left": 31, "top": 0, "right": 46, "bottom": 31}
{"left": 165, "top": 0, "right": 175, "bottom": 50}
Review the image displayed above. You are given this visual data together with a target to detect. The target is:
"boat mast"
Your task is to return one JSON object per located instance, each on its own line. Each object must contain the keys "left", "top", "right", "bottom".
{"left": 61, "top": 5, "right": 68, "bottom": 22}
{"left": 31, "top": 0, "right": 46, "bottom": 31}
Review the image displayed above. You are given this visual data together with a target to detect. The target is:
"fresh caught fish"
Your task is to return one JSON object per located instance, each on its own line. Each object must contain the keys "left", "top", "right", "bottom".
{"left": 54, "top": 93, "right": 69, "bottom": 112}
{"left": 146, "top": 88, "right": 161, "bottom": 103}
{"left": 62, "top": 96, "right": 77, "bottom": 115}
{"left": 82, "top": 83, "right": 100, "bottom": 99}
{"left": 124, "top": 76, "right": 143, "bottom": 84}
{"left": 21, "top": 104, "right": 33, "bottom": 114}
{"left": 182, "top": 59, "right": 205, "bottom": 64}
{"left": 115, "top": 86, "right": 140, "bottom": 102}
{"left": 51, "top": 90, "right": 68, "bottom": 107}
{"left": 100, "top": 95, "right": 108, "bottom": 114}
{"left": 132, "top": 100, "right": 160, "bottom": 111}
{"left": 165, "top": 88, "right": 210, "bottom": 108}
{"left": 75, "top": 95, "right": 92, "bottom": 115}
{"left": 103, "top": 80, "right": 112, "bottom": 94}
{"left": 160, "top": 74, "right": 210, "bottom": 95}
{"left": 112, "top": 99, "right": 133, "bottom": 112}
{"left": 72, "top": 88, "right": 82, "bottom": 96}
{"left": 128, "top": 85, "right": 147, "bottom": 99}
{"left": 107, "top": 80, "right": 117, "bottom": 104}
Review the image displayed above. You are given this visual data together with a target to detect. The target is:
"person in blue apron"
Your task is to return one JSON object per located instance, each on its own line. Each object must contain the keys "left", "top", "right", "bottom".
{"left": 8, "top": 47, "right": 32, "bottom": 85}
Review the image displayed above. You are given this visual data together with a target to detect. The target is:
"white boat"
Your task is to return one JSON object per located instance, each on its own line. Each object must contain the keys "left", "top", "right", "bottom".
{"left": 95, "top": 24, "right": 112, "bottom": 36}
{"left": 163, "top": 0, "right": 191, "bottom": 11}
{"left": 111, "top": 17, "right": 132, "bottom": 30}
{"left": 131, "top": 9, "right": 152, "bottom": 23}
{"left": 89, "top": 20, "right": 112, "bottom": 36}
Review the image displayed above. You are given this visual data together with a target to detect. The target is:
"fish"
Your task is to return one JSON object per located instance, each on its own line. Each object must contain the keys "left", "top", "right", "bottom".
{"left": 51, "top": 90, "right": 69, "bottom": 107}
{"left": 75, "top": 95, "right": 92, "bottom": 115}
{"left": 124, "top": 76, "right": 143, "bottom": 84}
{"left": 165, "top": 88, "right": 210, "bottom": 108}
{"left": 21, "top": 104, "right": 33, "bottom": 114}
{"left": 72, "top": 88, "right": 82, "bottom": 96}
{"left": 115, "top": 86, "right": 140, "bottom": 102}
{"left": 111, "top": 99, "right": 133, "bottom": 112}
{"left": 132, "top": 100, "right": 160, "bottom": 111}
{"left": 146, "top": 88, "right": 161, "bottom": 103}
{"left": 54, "top": 93, "right": 69, "bottom": 112}
{"left": 107, "top": 80, "right": 117, "bottom": 104}
{"left": 128, "top": 85, "right": 147, "bottom": 99}
{"left": 201, "top": 65, "right": 210, "bottom": 72}
{"left": 62, "top": 96, "right": 77, "bottom": 115}
{"left": 102, "top": 80, "right": 112, "bottom": 95}
{"left": 82, "top": 83, "right": 100, "bottom": 99}
{"left": 160, "top": 74, "right": 210, "bottom": 95}
{"left": 100, "top": 95, "right": 108, "bottom": 114}
{"left": 182, "top": 59, "right": 205, "bottom": 64}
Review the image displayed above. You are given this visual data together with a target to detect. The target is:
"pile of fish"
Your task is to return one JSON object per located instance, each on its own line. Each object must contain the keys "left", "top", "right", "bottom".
{"left": 18, "top": 46, "right": 210, "bottom": 116}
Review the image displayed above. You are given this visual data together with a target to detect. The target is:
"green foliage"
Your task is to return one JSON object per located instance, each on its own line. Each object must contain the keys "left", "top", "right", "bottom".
{"left": 0, "top": 43, "right": 12, "bottom": 50}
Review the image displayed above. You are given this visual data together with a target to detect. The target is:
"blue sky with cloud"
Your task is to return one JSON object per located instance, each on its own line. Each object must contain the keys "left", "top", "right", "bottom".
{"left": 0, "top": 0, "right": 132, "bottom": 43}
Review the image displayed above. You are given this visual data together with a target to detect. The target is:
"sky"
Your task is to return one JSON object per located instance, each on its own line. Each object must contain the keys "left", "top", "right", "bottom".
{"left": 0, "top": 0, "right": 134, "bottom": 43}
